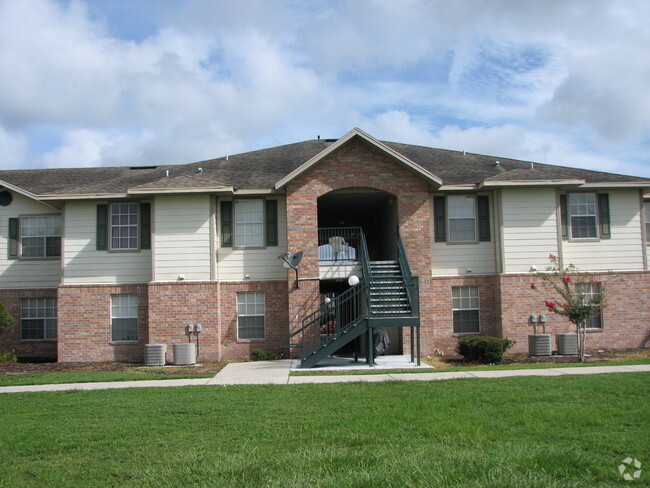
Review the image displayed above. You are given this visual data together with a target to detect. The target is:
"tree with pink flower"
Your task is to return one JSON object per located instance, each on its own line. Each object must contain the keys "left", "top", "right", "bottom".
{"left": 534, "top": 254, "right": 606, "bottom": 362}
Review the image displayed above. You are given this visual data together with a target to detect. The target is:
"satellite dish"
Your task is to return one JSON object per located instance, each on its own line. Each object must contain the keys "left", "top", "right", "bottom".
{"left": 282, "top": 251, "right": 303, "bottom": 270}
{"left": 278, "top": 251, "right": 304, "bottom": 288}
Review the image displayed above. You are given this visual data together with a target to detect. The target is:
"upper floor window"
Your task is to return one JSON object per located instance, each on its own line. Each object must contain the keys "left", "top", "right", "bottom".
{"left": 8, "top": 215, "right": 61, "bottom": 259}
{"left": 434, "top": 195, "right": 490, "bottom": 243}
{"left": 220, "top": 199, "right": 278, "bottom": 248}
{"left": 21, "top": 297, "right": 57, "bottom": 340}
{"left": 96, "top": 203, "right": 151, "bottom": 251}
{"left": 560, "top": 193, "right": 610, "bottom": 240}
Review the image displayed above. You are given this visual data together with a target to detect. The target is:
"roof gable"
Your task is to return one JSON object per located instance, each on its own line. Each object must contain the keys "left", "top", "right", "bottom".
{"left": 274, "top": 128, "right": 443, "bottom": 189}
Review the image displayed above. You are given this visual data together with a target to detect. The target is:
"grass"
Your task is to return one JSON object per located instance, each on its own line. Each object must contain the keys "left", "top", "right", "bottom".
{"left": 0, "top": 373, "right": 648, "bottom": 487}
{"left": 291, "top": 354, "right": 650, "bottom": 376}
{"left": 0, "top": 369, "right": 212, "bottom": 387}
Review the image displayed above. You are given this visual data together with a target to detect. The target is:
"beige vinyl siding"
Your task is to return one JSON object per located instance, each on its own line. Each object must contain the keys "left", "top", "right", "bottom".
{"left": 154, "top": 195, "right": 211, "bottom": 281}
{"left": 63, "top": 201, "right": 151, "bottom": 284}
{"left": 561, "top": 190, "right": 644, "bottom": 271}
{"left": 216, "top": 197, "right": 287, "bottom": 281}
{"left": 0, "top": 193, "right": 61, "bottom": 289}
{"left": 430, "top": 196, "right": 497, "bottom": 276}
{"left": 500, "top": 188, "right": 559, "bottom": 274}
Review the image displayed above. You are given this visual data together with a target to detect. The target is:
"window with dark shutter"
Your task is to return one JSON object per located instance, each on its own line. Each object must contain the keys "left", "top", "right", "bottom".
{"left": 96, "top": 205, "right": 108, "bottom": 250}
{"left": 266, "top": 200, "right": 278, "bottom": 246}
{"left": 477, "top": 196, "right": 491, "bottom": 242}
{"left": 8, "top": 218, "right": 19, "bottom": 258}
{"left": 598, "top": 193, "right": 610, "bottom": 238}
{"left": 140, "top": 203, "right": 151, "bottom": 249}
{"left": 433, "top": 196, "right": 446, "bottom": 242}
{"left": 220, "top": 200, "right": 232, "bottom": 247}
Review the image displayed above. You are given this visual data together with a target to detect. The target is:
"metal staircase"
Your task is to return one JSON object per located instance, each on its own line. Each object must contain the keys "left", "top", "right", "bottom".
{"left": 289, "top": 229, "right": 421, "bottom": 368}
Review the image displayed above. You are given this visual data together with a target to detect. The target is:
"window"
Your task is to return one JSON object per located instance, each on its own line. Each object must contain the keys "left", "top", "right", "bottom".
{"left": 569, "top": 193, "right": 597, "bottom": 238}
{"left": 111, "top": 295, "right": 139, "bottom": 341}
{"left": 110, "top": 203, "right": 139, "bottom": 250}
{"left": 643, "top": 202, "right": 650, "bottom": 246}
{"left": 8, "top": 215, "right": 61, "bottom": 258}
{"left": 220, "top": 199, "right": 278, "bottom": 248}
{"left": 96, "top": 203, "right": 150, "bottom": 251}
{"left": 234, "top": 200, "right": 264, "bottom": 247}
{"left": 452, "top": 286, "right": 480, "bottom": 334}
{"left": 434, "top": 195, "right": 490, "bottom": 243}
{"left": 576, "top": 283, "right": 603, "bottom": 329}
{"left": 21, "top": 298, "right": 57, "bottom": 340}
{"left": 560, "top": 193, "right": 610, "bottom": 240}
{"left": 237, "top": 292, "right": 265, "bottom": 340}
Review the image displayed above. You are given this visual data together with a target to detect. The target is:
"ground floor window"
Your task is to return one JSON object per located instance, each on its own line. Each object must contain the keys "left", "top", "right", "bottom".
{"left": 237, "top": 292, "right": 265, "bottom": 340}
{"left": 452, "top": 286, "right": 480, "bottom": 334}
{"left": 111, "top": 295, "right": 139, "bottom": 341}
{"left": 21, "top": 298, "right": 57, "bottom": 340}
{"left": 577, "top": 283, "right": 603, "bottom": 329}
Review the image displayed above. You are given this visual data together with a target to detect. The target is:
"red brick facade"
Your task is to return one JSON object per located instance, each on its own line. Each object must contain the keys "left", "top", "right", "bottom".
{"left": 0, "top": 288, "right": 58, "bottom": 360}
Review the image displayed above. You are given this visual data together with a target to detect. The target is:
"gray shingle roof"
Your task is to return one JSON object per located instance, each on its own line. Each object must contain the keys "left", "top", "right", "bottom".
{"left": 1, "top": 137, "right": 648, "bottom": 198}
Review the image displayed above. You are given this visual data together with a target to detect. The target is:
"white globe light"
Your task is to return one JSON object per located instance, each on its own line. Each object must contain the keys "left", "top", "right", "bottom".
{"left": 348, "top": 275, "right": 360, "bottom": 286}
{"left": 324, "top": 297, "right": 331, "bottom": 304}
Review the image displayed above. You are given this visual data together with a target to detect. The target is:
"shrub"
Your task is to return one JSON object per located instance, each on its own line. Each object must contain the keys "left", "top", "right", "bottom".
{"left": 0, "top": 301, "right": 15, "bottom": 333}
{"left": 457, "top": 336, "right": 515, "bottom": 364}
{"left": 251, "top": 348, "right": 276, "bottom": 361}
{"left": 0, "top": 349, "right": 18, "bottom": 363}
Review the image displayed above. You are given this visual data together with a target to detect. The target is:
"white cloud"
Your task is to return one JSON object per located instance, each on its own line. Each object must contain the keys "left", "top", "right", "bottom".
{"left": 0, "top": 0, "right": 647, "bottom": 179}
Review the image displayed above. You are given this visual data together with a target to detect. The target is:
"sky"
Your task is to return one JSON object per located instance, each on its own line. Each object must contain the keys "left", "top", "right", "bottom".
{"left": 1, "top": 0, "right": 649, "bottom": 177}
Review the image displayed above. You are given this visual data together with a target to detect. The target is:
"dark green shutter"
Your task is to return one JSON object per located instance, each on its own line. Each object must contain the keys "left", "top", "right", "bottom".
{"left": 434, "top": 196, "right": 446, "bottom": 242}
{"left": 96, "top": 205, "right": 108, "bottom": 250}
{"left": 220, "top": 200, "right": 232, "bottom": 247}
{"left": 8, "top": 218, "right": 19, "bottom": 258}
{"left": 266, "top": 199, "right": 278, "bottom": 246}
{"left": 598, "top": 193, "right": 611, "bottom": 238}
{"left": 140, "top": 203, "right": 151, "bottom": 249}
{"left": 477, "top": 195, "right": 491, "bottom": 242}
{"left": 559, "top": 194, "right": 568, "bottom": 240}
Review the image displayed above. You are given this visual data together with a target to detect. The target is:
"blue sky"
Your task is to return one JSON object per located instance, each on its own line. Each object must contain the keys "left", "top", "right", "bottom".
{"left": 1, "top": 0, "right": 649, "bottom": 177}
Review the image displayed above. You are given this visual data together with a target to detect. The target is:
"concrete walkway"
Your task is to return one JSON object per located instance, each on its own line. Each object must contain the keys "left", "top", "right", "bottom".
{"left": 1, "top": 361, "right": 648, "bottom": 394}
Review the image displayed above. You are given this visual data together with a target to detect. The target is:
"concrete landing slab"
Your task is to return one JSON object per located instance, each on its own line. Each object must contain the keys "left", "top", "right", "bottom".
{"left": 208, "top": 359, "right": 292, "bottom": 385}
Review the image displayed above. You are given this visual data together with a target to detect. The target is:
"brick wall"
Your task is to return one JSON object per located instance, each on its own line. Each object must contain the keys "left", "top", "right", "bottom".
{"left": 498, "top": 271, "right": 650, "bottom": 354}
{"left": 285, "top": 137, "right": 433, "bottom": 356}
{"left": 0, "top": 288, "right": 58, "bottom": 360}
{"left": 58, "top": 283, "right": 148, "bottom": 362}
{"left": 219, "top": 280, "right": 290, "bottom": 359}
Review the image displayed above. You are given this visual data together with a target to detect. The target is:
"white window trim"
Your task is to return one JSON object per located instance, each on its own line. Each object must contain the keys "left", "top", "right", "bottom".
{"left": 233, "top": 199, "right": 265, "bottom": 249}
{"left": 644, "top": 201, "right": 650, "bottom": 245}
{"left": 19, "top": 214, "right": 62, "bottom": 259}
{"left": 452, "top": 286, "right": 480, "bottom": 334}
{"left": 20, "top": 297, "right": 57, "bottom": 341}
{"left": 111, "top": 295, "right": 139, "bottom": 342}
{"left": 109, "top": 203, "right": 140, "bottom": 251}
{"left": 576, "top": 283, "right": 603, "bottom": 330}
{"left": 567, "top": 192, "right": 599, "bottom": 241}
{"left": 447, "top": 195, "right": 478, "bottom": 243}
{"left": 237, "top": 292, "right": 266, "bottom": 340}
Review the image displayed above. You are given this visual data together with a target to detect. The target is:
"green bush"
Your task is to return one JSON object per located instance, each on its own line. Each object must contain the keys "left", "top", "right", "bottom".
{"left": 0, "top": 301, "right": 15, "bottom": 333}
{"left": 457, "top": 336, "right": 515, "bottom": 364}
{"left": 251, "top": 348, "right": 276, "bottom": 361}
{"left": 0, "top": 349, "right": 18, "bottom": 363}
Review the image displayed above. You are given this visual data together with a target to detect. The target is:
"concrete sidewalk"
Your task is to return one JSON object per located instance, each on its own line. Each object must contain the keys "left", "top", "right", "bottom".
{"left": 1, "top": 362, "right": 648, "bottom": 394}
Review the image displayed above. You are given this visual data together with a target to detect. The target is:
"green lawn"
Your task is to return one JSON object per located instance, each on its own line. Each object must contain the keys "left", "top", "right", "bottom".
{"left": 1, "top": 373, "right": 647, "bottom": 487}
{"left": 0, "top": 370, "right": 212, "bottom": 387}
{"left": 292, "top": 356, "right": 650, "bottom": 376}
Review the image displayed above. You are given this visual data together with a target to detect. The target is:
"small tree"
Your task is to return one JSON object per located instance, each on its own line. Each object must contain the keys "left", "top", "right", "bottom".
{"left": 0, "top": 301, "right": 15, "bottom": 334}
{"left": 533, "top": 254, "right": 605, "bottom": 362}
